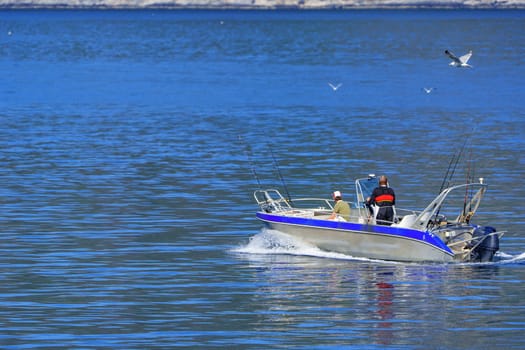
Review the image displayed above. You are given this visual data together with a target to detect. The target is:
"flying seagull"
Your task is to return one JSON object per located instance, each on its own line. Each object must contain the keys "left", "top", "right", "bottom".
{"left": 445, "top": 49, "right": 473, "bottom": 68}
{"left": 328, "top": 83, "right": 342, "bottom": 91}
{"left": 422, "top": 87, "right": 436, "bottom": 94}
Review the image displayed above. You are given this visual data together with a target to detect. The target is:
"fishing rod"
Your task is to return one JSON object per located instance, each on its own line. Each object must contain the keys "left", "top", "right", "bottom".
{"left": 269, "top": 145, "right": 293, "bottom": 205}
{"left": 438, "top": 149, "right": 459, "bottom": 195}
{"left": 434, "top": 128, "right": 475, "bottom": 224}
{"left": 462, "top": 146, "right": 475, "bottom": 223}
{"left": 238, "top": 135, "right": 262, "bottom": 190}
{"left": 438, "top": 128, "right": 474, "bottom": 194}
{"left": 433, "top": 147, "right": 463, "bottom": 227}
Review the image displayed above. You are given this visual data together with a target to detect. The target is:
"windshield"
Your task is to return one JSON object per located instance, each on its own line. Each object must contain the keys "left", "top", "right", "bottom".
{"left": 355, "top": 176, "right": 379, "bottom": 207}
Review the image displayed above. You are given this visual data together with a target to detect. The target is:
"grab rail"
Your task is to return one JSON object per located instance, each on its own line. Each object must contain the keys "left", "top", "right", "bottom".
{"left": 254, "top": 189, "right": 334, "bottom": 213}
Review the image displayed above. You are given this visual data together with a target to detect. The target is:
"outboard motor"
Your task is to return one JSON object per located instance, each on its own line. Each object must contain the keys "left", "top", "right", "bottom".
{"left": 470, "top": 226, "right": 499, "bottom": 262}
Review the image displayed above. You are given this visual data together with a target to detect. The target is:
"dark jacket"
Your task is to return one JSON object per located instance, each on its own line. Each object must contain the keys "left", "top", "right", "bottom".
{"left": 370, "top": 186, "right": 395, "bottom": 207}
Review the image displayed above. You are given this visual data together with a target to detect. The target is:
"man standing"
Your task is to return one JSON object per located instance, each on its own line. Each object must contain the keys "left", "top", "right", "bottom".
{"left": 368, "top": 176, "right": 396, "bottom": 225}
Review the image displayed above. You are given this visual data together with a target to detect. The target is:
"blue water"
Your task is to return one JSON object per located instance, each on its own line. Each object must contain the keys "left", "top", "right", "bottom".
{"left": 1, "top": 9, "right": 525, "bottom": 349}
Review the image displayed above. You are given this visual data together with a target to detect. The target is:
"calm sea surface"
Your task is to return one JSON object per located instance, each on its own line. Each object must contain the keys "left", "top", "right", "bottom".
{"left": 1, "top": 9, "right": 525, "bottom": 349}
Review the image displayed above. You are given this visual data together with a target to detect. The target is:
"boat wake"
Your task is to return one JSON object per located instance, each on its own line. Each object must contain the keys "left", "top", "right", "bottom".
{"left": 495, "top": 251, "right": 525, "bottom": 264}
{"left": 233, "top": 228, "right": 399, "bottom": 264}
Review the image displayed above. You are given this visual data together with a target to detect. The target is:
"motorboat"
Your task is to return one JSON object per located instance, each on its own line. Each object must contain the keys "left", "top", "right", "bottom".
{"left": 253, "top": 175, "right": 504, "bottom": 263}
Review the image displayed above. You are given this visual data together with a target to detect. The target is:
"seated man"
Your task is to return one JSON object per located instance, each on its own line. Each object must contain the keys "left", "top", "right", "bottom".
{"left": 329, "top": 190, "right": 351, "bottom": 221}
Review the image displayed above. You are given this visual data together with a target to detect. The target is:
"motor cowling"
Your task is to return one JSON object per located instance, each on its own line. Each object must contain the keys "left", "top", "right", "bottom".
{"left": 470, "top": 226, "right": 499, "bottom": 262}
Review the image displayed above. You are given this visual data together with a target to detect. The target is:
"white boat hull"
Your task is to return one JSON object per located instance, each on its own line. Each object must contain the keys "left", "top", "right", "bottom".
{"left": 257, "top": 213, "right": 455, "bottom": 263}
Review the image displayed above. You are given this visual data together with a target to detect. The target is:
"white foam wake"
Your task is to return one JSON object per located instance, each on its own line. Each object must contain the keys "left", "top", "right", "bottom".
{"left": 232, "top": 228, "right": 394, "bottom": 263}
{"left": 496, "top": 251, "right": 525, "bottom": 264}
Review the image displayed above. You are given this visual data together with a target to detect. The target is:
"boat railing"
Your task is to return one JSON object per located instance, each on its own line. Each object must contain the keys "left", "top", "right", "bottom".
{"left": 449, "top": 230, "right": 505, "bottom": 261}
{"left": 254, "top": 189, "right": 334, "bottom": 213}
{"left": 287, "top": 197, "right": 334, "bottom": 210}
{"left": 447, "top": 230, "right": 505, "bottom": 250}
{"left": 353, "top": 204, "right": 420, "bottom": 226}
{"left": 254, "top": 189, "right": 292, "bottom": 213}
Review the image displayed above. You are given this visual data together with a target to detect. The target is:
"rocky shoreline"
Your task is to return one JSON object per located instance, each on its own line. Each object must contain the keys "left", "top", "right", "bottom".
{"left": 1, "top": 0, "right": 525, "bottom": 9}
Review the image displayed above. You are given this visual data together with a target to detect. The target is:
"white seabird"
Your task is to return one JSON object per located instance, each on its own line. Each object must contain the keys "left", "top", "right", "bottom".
{"left": 422, "top": 87, "right": 436, "bottom": 94}
{"left": 445, "top": 49, "right": 473, "bottom": 68}
{"left": 328, "top": 83, "right": 342, "bottom": 91}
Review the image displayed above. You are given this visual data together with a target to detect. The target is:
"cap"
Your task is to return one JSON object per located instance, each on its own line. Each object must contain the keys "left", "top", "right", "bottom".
{"left": 333, "top": 191, "right": 342, "bottom": 198}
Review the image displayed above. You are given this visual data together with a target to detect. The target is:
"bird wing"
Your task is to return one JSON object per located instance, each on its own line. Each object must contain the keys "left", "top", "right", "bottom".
{"left": 445, "top": 50, "right": 461, "bottom": 64}
{"left": 328, "top": 83, "right": 342, "bottom": 90}
{"left": 459, "top": 50, "right": 472, "bottom": 64}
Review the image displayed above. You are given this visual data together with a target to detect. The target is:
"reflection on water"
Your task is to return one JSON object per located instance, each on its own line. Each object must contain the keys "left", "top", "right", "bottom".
{"left": 375, "top": 281, "right": 394, "bottom": 345}
{"left": 235, "top": 229, "right": 525, "bottom": 347}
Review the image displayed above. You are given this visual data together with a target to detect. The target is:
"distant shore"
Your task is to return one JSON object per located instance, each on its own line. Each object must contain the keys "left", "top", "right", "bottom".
{"left": 2, "top": 0, "right": 525, "bottom": 9}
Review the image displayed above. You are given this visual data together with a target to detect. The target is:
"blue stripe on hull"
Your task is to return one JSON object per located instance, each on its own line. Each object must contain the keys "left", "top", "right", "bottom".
{"left": 256, "top": 211, "right": 453, "bottom": 256}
